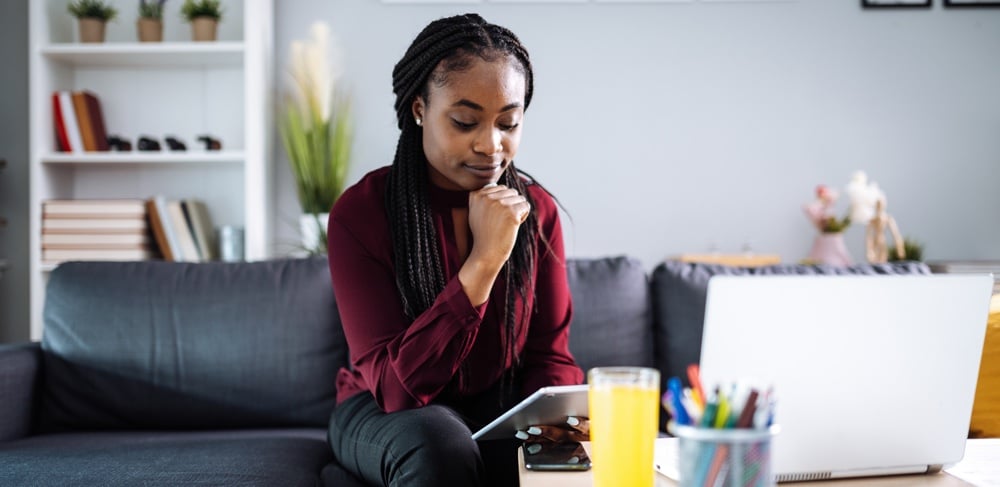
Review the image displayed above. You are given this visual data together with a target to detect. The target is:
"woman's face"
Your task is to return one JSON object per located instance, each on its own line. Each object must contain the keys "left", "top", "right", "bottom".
{"left": 412, "top": 55, "right": 526, "bottom": 191}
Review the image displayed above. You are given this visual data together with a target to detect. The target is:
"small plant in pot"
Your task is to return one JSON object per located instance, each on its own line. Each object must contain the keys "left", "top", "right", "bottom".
{"left": 181, "top": 0, "right": 222, "bottom": 42}
{"left": 68, "top": 0, "right": 118, "bottom": 43}
{"left": 138, "top": 0, "right": 167, "bottom": 42}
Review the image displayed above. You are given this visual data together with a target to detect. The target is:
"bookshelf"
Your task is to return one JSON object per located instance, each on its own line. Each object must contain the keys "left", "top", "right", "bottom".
{"left": 28, "top": 0, "right": 274, "bottom": 341}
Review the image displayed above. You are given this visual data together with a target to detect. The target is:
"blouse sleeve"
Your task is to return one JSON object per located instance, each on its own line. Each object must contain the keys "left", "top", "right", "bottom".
{"left": 519, "top": 194, "right": 585, "bottom": 397}
{"left": 327, "top": 216, "right": 486, "bottom": 413}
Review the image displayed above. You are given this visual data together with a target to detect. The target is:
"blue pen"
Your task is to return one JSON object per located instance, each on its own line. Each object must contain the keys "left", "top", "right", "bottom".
{"left": 668, "top": 377, "right": 691, "bottom": 425}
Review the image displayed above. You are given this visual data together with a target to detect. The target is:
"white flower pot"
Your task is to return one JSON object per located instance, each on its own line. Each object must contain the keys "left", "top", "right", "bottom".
{"left": 300, "top": 213, "right": 329, "bottom": 254}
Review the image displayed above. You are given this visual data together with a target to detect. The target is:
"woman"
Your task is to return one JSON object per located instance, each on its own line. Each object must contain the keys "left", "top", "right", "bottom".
{"left": 326, "top": 13, "right": 583, "bottom": 487}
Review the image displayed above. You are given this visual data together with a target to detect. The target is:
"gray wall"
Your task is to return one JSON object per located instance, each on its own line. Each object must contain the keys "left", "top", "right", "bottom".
{"left": 0, "top": 0, "right": 30, "bottom": 343}
{"left": 272, "top": 0, "right": 1000, "bottom": 268}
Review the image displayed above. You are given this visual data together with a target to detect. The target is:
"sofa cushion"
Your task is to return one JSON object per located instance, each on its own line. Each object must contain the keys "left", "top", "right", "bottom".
{"left": 651, "top": 260, "right": 932, "bottom": 388}
{"left": 40, "top": 258, "right": 346, "bottom": 431}
{"left": 566, "top": 256, "right": 654, "bottom": 374}
{"left": 0, "top": 429, "right": 331, "bottom": 486}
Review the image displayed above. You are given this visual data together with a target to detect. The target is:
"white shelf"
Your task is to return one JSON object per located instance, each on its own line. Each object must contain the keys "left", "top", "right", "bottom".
{"left": 40, "top": 42, "right": 245, "bottom": 67}
{"left": 42, "top": 151, "right": 246, "bottom": 165}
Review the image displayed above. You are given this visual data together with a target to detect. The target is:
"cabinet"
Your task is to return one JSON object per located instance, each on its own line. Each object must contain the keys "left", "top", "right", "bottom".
{"left": 29, "top": 0, "right": 274, "bottom": 340}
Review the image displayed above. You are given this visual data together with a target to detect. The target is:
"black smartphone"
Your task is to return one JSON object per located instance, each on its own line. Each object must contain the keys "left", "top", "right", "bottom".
{"left": 522, "top": 441, "right": 591, "bottom": 471}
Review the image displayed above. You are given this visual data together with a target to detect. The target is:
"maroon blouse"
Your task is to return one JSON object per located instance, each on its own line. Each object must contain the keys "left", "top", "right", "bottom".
{"left": 327, "top": 166, "right": 583, "bottom": 413}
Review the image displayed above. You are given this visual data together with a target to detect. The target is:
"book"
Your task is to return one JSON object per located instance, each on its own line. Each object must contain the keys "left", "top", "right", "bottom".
{"left": 43, "top": 218, "right": 147, "bottom": 233}
{"left": 58, "top": 91, "right": 84, "bottom": 153}
{"left": 81, "top": 91, "right": 110, "bottom": 151}
{"left": 41, "top": 233, "right": 151, "bottom": 247}
{"left": 42, "top": 248, "right": 153, "bottom": 263}
{"left": 146, "top": 197, "right": 180, "bottom": 261}
{"left": 51, "top": 92, "right": 71, "bottom": 152}
{"left": 43, "top": 199, "right": 147, "bottom": 218}
{"left": 72, "top": 91, "right": 97, "bottom": 151}
{"left": 167, "top": 200, "right": 201, "bottom": 262}
{"left": 182, "top": 199, "right": 217, "bottom": 261}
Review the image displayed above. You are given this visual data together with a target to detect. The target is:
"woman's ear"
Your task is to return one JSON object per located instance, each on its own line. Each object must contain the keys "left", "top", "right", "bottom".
{"left": 411, "top": 97, "right": 425, "bottom": 126}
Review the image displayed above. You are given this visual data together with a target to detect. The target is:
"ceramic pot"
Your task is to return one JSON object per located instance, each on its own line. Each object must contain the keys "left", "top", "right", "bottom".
{"left": 808, "top": 232, "right": 853, "bottom": 266}
{"left": 191, "top": 17, "right": 218, "bottom": 42}
{"left": 78, "top": 18, "right": 106, "bottom": 43}
{"left": 300, "top": 213, "right": 329, "bottom": 254}
{"left": 137, "top": 18, "right": 163, "bottom": 42}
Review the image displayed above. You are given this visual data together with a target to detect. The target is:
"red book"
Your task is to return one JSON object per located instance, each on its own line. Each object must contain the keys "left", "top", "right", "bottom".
{"left": 81, "top": 91, "right": 110, "bottom": 151}
{"left": 52, "top": 92, "right": 71, "bottom": 152}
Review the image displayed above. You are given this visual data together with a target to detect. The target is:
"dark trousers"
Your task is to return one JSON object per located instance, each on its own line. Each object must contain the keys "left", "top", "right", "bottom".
{"left": 328, "top": 384, "right": 520, "bottom": 487}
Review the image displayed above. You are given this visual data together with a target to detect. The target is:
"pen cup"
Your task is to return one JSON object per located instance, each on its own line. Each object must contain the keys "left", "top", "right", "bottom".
{"left": 669, "top": 423, "right": 779, "bottom": 487}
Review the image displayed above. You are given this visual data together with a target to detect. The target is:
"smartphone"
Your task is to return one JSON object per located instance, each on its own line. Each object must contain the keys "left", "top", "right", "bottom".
{"left": 522, "top": 441, "right": 592, "bottom": 471}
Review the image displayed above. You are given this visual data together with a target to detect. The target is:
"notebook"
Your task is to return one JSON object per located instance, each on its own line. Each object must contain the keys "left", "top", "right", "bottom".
{"left": 655, "top": 274, "right": 993, "bottom": 482}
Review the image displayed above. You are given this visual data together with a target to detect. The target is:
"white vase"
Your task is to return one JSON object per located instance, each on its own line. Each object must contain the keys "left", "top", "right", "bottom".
{"left": 300, "top": 213, "right": 329, "bottom": 254}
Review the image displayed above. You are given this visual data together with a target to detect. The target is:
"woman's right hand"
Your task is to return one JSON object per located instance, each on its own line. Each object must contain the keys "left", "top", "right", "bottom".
{"left": 467, "top": 184, "right": 530, "bottom": 269}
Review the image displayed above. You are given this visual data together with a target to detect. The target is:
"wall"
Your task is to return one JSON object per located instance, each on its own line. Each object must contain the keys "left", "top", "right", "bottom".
{"left": 0, "top": 0, "right": 30, "bottom": 342}
{"left": 272, "top": 0, "right": 1000, "bottom": 268}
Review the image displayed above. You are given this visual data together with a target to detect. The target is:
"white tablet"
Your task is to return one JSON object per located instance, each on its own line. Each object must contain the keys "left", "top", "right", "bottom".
{"left": 471, "top": 384, "right": 589, "bottom": 441}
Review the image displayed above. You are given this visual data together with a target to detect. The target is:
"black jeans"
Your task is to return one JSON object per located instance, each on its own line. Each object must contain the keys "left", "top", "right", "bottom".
{"left": 328, "top": 383, "right": 520, "bottom": 487}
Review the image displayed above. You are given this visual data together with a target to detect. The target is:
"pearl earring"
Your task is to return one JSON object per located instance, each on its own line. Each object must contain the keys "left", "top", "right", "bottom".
{"left": 416, "top": 118, "right": 422, "bottom": 126}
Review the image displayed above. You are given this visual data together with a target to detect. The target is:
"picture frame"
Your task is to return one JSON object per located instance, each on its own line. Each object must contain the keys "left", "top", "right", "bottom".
{"left": 861, "top": 0, "right": 931, "bottom": 7}
{"left": 944, "top": 0, "right": 1000, "bottom": 6}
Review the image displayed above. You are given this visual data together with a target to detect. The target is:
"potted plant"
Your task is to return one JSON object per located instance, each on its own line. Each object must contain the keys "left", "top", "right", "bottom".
{"left": 279, "top": 22, "right": 353, "bottom": 255}
{"left": 68, "top": 0, "right": 118, "bottom": 43}
{"left": 181, "top": 0, "right": 222, "bottom": 42}
{"left": 138, "top": 0, "right": 166, "bottom": 42}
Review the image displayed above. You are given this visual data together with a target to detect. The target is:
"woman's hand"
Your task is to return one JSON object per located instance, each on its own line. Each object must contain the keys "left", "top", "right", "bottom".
{"left": 458, "top": 184, "right": 530, "bottom": 305}
{"left": 516, "top": 416, "right": 590, "bottom": 443}
{"left": 467, "top": 184, "right": 530, "bottom": 268}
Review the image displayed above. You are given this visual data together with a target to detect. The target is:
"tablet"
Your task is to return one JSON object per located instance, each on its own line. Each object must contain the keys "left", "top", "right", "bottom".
{"left": 471, "top": 384, "right": 589, "bottom": 441}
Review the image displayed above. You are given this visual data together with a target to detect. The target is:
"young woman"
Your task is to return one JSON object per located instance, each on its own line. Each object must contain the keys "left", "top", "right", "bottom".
{"left": 326, "top": 13, "right": 583, "bottom": 486}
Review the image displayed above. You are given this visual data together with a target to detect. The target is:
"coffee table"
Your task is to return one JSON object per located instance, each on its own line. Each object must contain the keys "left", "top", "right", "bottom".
{"left": 518, "top": 439, "right": 998, "bottom": 487}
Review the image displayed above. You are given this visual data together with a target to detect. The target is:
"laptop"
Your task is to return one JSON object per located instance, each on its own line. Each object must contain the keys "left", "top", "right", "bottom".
{"left": 655, "top": 274, "right": 993, "bottom": 482}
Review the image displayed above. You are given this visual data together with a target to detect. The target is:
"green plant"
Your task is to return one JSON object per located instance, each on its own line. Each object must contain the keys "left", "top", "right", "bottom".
{"left": 280, "top": 22, "right": 353, "bottom": 255}
{"left": 68, "top": 0, "right": 118, "bottom": 21}
{"left": 888, "top": 237, "right": 925, "bottom": 262}
{"left": 181, "top": 0, "right": 222, "bottom": 21}
{"left": 139, "top": 0, "right": 167, "bottom": 19}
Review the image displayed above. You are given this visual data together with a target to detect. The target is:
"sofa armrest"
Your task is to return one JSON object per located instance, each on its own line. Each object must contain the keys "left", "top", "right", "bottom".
{"left": 0, "top": 342, "right": 41, "bottom": 442}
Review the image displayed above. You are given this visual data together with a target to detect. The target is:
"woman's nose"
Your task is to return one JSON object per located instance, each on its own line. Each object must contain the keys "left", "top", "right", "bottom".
{"left": 474, "top": 129, "right": 502, "bottom": 155}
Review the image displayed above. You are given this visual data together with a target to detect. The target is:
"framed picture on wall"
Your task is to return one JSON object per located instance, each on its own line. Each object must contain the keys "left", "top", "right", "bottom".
{"left": 861, "top": 0, "right": 930, "bottom": 7}
{"left": 944, "top": 0, "right": 1000, "bottom": 6}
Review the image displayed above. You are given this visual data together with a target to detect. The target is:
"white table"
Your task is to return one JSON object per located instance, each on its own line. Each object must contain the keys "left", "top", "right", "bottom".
{"left": 518, "top": 439, "right": 1000, "bottom": 487}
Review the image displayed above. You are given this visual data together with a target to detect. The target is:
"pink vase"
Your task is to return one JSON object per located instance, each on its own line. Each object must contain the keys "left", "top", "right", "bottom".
{"left": 808, "top": 233, "right": 853, "bottom": 266}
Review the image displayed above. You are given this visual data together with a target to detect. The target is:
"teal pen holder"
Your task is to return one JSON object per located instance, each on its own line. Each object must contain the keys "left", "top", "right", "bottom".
{"left": 669, "top": 423, "right": 780, "bottom": 487}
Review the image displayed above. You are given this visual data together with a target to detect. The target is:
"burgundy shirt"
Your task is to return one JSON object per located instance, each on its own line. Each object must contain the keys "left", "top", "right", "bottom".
{"left": 327, "top": 166, "right": 583, "bottom": 413}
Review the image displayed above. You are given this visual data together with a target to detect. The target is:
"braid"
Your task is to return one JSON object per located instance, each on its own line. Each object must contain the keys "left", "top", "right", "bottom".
{"left": 387, "top": 14, "right": 541, "bottom": 397}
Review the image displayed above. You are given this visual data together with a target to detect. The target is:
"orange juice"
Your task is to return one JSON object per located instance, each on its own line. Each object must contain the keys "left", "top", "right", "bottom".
{"left": 589, "top": 368, "right": 660, "bottom": 487}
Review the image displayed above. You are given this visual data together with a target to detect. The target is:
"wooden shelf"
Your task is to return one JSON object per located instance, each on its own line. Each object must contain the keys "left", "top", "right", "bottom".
{"left": 41, "top": 151, "right": 246, "bottom": 165}
{"left": 40, "top": 42, "right": 244, "bottom": 67}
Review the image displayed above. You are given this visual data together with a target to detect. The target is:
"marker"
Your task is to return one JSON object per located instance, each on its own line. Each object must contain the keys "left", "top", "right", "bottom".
{"left": 668, "top": 377, "right": 691, "bottom": 425}
{"left": 687, "top": 364, "right": 706, "bottom": 408}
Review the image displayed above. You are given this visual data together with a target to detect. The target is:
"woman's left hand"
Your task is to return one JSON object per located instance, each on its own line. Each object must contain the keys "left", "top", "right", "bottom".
{"left": 515, "top": 416, "right": 590, "bottom": 443}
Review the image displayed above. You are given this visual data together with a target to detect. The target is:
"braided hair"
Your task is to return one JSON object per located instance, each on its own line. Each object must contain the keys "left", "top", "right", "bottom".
{"left": 386, "top": 14, "right": 539, "bottom": 389}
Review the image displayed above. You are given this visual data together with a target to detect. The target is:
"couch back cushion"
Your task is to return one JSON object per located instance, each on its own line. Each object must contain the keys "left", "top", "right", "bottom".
{"left": 566, "top": 256, "right": 654, "bottom": 373}
{"left": 650, "top": 260, "right": 932, "bottom": 388}
{"left": 39, "top": 258, "right": 346, "bottom": 431}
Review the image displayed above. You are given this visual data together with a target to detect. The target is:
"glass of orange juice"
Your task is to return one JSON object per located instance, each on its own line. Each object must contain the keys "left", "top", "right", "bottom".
{"left": 588, "top": 366, "right": 660, "bottom": 487}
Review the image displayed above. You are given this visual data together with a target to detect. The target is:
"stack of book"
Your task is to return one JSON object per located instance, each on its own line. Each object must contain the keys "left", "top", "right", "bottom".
{"left": 928, "top": 261, "right": 1000, "bottom": 295}
{"left": 41, "top": 200, "right": 154, "bottom": 265}
{"left": 52, "top": 90, "right": 109, "bottom": 153}
{"left": 146, "top": 197, "right": 217, "bottom": 262}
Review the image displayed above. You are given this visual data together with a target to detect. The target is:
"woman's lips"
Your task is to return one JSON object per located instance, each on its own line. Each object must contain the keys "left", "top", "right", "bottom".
{"left": 463, "top": 164, "right": 501, "bottom": 179}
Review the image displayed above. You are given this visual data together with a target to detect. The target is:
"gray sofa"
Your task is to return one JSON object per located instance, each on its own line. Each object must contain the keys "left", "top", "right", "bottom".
{"left": 0, "top": 256, "right": 928, "bottom": 486}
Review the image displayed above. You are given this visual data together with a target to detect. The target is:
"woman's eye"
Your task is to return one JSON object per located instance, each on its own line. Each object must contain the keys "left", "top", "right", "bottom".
{"left": 499, "top": 123, "right": 520, "bottom": 131}
{"left": 452, "top": 119, "right": 476, "bottom": 130}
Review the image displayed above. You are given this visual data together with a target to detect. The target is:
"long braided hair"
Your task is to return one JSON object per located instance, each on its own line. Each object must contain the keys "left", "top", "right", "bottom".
{"left": 386, "top": 14, "right": 538, "bottom": 389}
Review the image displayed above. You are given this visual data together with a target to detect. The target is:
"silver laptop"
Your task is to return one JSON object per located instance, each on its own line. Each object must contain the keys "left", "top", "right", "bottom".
{"left": 656, "top": 274, "right": 993, "bottom": 482}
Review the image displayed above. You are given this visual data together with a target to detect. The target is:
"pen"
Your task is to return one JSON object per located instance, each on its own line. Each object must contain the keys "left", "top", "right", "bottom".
{"left": 668, "top": 377, "right": 692, "bottom": 425}
{"left": 714, "top": 388, "right": 731, "bottom": 429}
{"left": 687, "top": 364, "right": 706, "bottom": 408}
